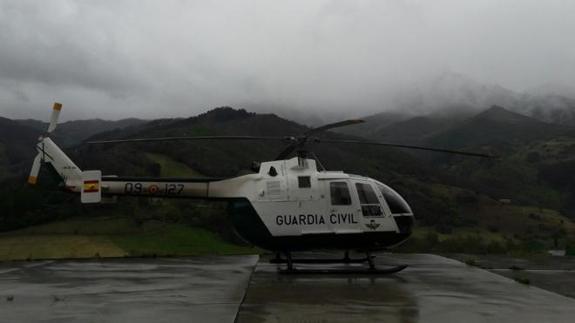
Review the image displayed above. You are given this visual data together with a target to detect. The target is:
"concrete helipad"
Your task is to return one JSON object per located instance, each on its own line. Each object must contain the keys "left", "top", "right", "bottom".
{"left": 0, "top": 256, "right": 258, "bottom": 323}
{"left": 0, "top": 254, "right": 574, "bottom": 322}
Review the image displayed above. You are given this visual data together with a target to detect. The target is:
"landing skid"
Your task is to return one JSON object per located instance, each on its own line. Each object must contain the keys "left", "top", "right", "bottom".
{"left": 278, "top": 265, "right": 408, "bottom": 275}
{"left": 271, "top": 251, "right": 408, "bottom": 275}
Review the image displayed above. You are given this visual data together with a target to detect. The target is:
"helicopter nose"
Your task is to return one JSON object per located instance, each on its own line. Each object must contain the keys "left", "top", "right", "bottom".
{"left": 393, "top": 214, "right": 414, "bottom": 234}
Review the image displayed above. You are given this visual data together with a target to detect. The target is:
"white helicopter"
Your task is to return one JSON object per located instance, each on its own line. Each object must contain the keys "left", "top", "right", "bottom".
{"left": 29, "top": 103, "right": 491, "bottom": 273}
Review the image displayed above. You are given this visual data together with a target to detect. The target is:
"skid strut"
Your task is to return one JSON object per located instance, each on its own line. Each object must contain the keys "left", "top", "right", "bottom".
{"left": 271, "top": 251, "right": 408, "bottom": 275}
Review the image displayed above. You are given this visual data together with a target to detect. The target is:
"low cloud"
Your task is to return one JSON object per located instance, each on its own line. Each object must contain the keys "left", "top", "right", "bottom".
{"left": 0, "top": 0, "right": 574, "bottom": 121}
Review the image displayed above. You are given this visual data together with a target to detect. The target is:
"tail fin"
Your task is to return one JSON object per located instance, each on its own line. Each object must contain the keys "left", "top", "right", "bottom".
{"left": 28, "top": 102, "right": 83, "bottom": 188}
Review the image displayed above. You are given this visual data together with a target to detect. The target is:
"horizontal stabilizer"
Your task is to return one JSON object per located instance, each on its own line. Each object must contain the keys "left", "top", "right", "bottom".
{"left": 81, "top": 170, "right": 102, "bottom": 203}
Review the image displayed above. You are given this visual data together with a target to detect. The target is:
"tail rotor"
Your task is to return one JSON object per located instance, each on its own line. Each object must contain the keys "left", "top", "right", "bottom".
{"left": 28, "top": 102, "right": 63, "bottom": 185}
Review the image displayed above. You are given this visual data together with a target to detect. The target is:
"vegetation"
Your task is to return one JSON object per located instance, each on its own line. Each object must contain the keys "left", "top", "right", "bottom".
{"left": 1, "top": 106, "right": 575, "bottom": 259}
{"left": 513, "top": 276, "right": 531, "bottom": 285}
{"left": 145, "top": 153, "right": 204, "bottom": 177}
{"left": 0, "top": 215, "right": 257, "bottom": 261}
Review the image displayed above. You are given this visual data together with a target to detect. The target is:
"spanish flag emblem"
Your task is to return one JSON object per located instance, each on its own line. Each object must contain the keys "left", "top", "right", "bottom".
{"left": 83, "top": 180, "right": 100, "bottom": 193}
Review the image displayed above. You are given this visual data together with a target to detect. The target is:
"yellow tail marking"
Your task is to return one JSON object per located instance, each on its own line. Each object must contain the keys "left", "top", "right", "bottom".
{"left": 28, "top": 176, "right": 38, "bottom": 185}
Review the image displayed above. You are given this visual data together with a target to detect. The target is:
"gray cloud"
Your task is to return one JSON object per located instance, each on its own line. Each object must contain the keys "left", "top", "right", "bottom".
{"left": 0, "top": 0, "right": 574, "bottom": 121}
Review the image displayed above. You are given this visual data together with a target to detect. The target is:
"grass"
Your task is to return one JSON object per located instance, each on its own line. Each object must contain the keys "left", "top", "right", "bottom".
{"left": 0, "top": 216, "right": 258, "bottom": 261}
{"left": 513, "top": 276, "right": 531, "bottom": 285}
{"left": 0, "top": 235, "right": 127, "bottom": 260}
{"left": 411, "top": 226, "right": 509, "bottom": 244}
{"left": 145, "top": 153, "right": 203, "bottom": 177}
{"left": 111, "top": 224, "right": 256, "bottom": 257}
{"left": 464, "top": 258, "right": 478, "bottom": 266}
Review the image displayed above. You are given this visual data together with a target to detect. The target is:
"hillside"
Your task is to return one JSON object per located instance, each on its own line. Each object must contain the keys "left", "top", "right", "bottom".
{"left": 0, "top": 117, "right": 42, "bottom": 180}
{"left": 0, "top": 215, "right": 257, "bottom": 261}
{"left": 427, "top": 105, "right": 571, "bottom": 152}
{"left": 347, "top": 74, "right": 575, "bottom": 133}
{"left": 335, "top": 111, "right": 411, "bottom": 138}
{"left": 516, "top": 94, "right": 575, "bottom": 127}
{"left": 1, "top": 106, "right": 574, "bottom": 256}
{"left": 397, "top": 107, "right": 575, "bottom": 218}
{"left": 369, "top": 114, "right": 466, "bottom": 145}
{"left": 76, "top": 107, "right": 436, "bottom": 180}
{"left": 17, "top": 118, "right": 147, "bottom": 147}
{"left": 338, "top": 105, "right": 575, "bottom": 222}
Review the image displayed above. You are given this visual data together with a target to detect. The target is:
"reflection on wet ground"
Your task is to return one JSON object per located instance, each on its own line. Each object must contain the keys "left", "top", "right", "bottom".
{"left": 447, "top": 253, "right": 575, "bottom": 299}
{"left": 0, "top": 256, "right": 258, "bottom": 323}
{"left": 0, "top": 254, "right": 574, "bottom": 322}
{"left": 237, "top": 253, "right": 575, "bottom": 323}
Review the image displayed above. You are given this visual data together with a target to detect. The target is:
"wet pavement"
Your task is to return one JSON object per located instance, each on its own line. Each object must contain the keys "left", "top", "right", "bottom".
{"left": 237, "top": 253, "right": 575, "bottom": 323}
{"left": 0, "top": 256, "right": 258, "bottom": 322}
{"left": 1, "top": 254, "right": 574, "bottom": 322}
{"left": 447, "top": 254, "right": 575, "bottom": 299}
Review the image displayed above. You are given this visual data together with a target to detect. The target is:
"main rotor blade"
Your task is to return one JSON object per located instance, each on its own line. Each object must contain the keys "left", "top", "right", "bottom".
{"left": 273, "top": 119, "right": 366, "bottom": 160}
{"left": 47, "top": 102, "right": 62, "bottom": 134}
{"left": 304, "top": 119, "right": 365, "bottom": 136}
{"left": 87, "top": 136, "right": 291, "bottom": 145}
{"left": 274, "top": 142, "right": 300, "bottom": 160}
{"left": 318, "top": 139, "right": 496, "bottom": 158}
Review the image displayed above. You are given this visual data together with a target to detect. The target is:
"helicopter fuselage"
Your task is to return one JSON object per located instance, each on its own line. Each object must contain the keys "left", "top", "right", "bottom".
{"left": 94, "top": 156, "right": 415, "bottom": 252}
{"left": 32, "top": 132, "right": 414, "bottom": 253}
{"left": 29, "top": 102, "right": 495, "bottom": 256}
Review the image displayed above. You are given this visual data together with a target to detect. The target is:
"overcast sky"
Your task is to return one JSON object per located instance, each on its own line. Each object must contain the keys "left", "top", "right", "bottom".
{"left": 1, "top": 0, "right": 574, "bottom": 121}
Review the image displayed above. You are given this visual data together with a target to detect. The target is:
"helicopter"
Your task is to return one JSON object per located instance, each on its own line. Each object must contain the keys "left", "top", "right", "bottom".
{"left": 29, "top": 103, "right": 492, "bottom": 273}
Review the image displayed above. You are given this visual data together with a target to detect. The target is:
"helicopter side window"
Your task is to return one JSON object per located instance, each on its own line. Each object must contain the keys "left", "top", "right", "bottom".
{"left": 330, "top": 182, "right": 351, "bottom": 205}
{"left": 268, "top": 167, "right": 278, "bottom": 177}
{"left": 377, "top": 184, "right": 411, "bottom": 214}
{"left": 298, "top": 176, "right": 311, "bottom": 188}
{"left": 355, "top": 183, "right": 383, "bottom": 217}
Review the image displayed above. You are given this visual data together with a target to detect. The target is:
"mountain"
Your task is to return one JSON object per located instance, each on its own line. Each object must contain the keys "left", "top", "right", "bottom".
{"left": 418, "top": 106, "right": 575, "bottom": 214}
{"left": 514, "top": 94, "right": 575, "bottom": 127}
{"left": 338, "top": 105, "right": 575, "bottom": 217}
{"left": 335, "top": 111, "right": 412, "bottom": 138}
{"left": 2, "top": 106, "right": 574, "bottom": 253}
{"left": 367, "top": 111, "right": 471, "bottom": 145}
{"left": 391, "top": 73, "right": 518, "bottom": 115}
{"left": 0, "top": 117, "right": 42, "bottom": 180}
{"left": 343, "top": 73, "right": 575, "bottom": 131}
{"left": 426, "top": 105, "right": 571, "bottom": 152}
{"left": 16, "top": 118, "right": 147, "bottom": 147}
{"left": 76, "top": 107, "right": 434, "bottom": 180}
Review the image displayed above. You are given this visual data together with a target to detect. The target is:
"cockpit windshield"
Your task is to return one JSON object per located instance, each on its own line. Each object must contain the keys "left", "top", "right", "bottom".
{"left": 376, "top": 183, "right": 412, "bottom": 214}
{"left": 355, "top": 182, "right": 383, "bottom": 216}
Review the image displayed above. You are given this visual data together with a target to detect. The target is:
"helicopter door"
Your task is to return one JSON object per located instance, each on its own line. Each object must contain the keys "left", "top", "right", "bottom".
{"left": 354, "top": 182, "right": 386, "bottom": 232}
{"left": 326, "top": 181, "right": 362, "bottom": 233}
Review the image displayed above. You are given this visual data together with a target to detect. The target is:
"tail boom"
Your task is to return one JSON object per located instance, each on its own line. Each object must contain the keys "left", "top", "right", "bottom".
{"left": 28, "top": 102, "right": 250, "bottom": 204}
{"left": 97, "top": 175, "right": 254, "bottom": 200}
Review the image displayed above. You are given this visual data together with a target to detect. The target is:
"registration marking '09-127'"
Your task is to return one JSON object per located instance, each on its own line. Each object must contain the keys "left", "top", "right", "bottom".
{"left": 124, "top": 182, "right": 184, "bottom": 195}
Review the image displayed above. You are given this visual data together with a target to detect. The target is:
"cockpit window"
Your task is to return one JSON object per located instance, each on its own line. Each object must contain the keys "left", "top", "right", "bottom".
{"left": 377, "top": 184, "right": 411, "bottom": 214}
{"left": 330, "top": 182, "right": 351, "bottom": 205}
{"left": 355, "top": 183, "right": 383, "bottom": 216}
{"left": 298, "top": 176, "right": 311, "bottom": 188}
{"left": 356, "top": 183, "right": 379, "bottom": 204}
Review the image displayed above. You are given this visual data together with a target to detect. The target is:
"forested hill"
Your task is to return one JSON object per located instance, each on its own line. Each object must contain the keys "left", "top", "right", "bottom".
{"left": 1, "top": 106, "right": 575, "bottom": 255}
{"left": 0, "top": 117, "right": 42, "bottom": 180}
{"left": 17, "top": 118, "right": 147, "bottom": 148}
{"left": 75, "top": 107, "right": 435, "bottom": 180}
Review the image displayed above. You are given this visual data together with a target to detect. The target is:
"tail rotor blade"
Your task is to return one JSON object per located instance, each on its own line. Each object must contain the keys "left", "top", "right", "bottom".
{"left": 47, "top": 102, "right": 62, "bottom": 133}
{"left": 28, "top": 153, "right": 42, "bottom": 185}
